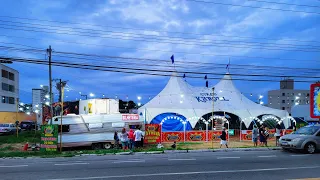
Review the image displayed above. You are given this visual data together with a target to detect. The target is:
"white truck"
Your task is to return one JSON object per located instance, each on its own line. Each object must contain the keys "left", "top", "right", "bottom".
{"left": 51, "top": 113, "right": 144, "bottom": 149}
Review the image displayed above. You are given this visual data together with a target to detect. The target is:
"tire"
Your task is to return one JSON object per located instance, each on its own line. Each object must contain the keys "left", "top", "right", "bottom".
{"left": 304, "top": 142, "right": 316, "bottom": 154}
{"left": 102, "top": 143, "right": 112, "bottom": 149}
{"left": 91, "top": 143, "right": 102, "bottom": 150}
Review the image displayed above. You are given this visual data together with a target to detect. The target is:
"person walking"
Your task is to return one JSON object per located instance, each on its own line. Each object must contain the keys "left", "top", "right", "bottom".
{"left": 220, "top": 127, "right": 228, "bottom": 148}
{"left": 128, "top": 129, "right": 135, "bottom": 151}
{"left": 252, "top": 125, "right": 259, "bottom": 147}
{"left": 275, "top": 124, "right": 282, "bottom": 146}
{"left": 264, "top": 127, "right": 270, "bottom": 147}
{"left": 134, "top": 127, "right": 143, "bottom": 148}
{"left": 119, "top": 128, "right": 129, "bottom": 151}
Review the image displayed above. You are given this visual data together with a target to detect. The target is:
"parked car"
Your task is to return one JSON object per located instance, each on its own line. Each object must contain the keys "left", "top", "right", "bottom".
{"left": 279, "top": 124, "right": 320, "bottom": 154}
{"left": 20, "top": 120, "right": 37, "bottom": 131}
{"left": 0, "top": 123, "right": 21, "bottom": 135}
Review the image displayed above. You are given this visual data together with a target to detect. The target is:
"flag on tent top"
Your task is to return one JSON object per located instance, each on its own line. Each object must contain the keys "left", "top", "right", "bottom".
{"left": 226, "top": 58, "right": 230, "bottom": 70}
{"left": 204, "top": 75, "right": 207, "bottom": 80}
{"left": 171, "top": 55, "right": 174, "bottom": 64}
{"left": 206, "top": 81, "right": 208, "bottom": 88}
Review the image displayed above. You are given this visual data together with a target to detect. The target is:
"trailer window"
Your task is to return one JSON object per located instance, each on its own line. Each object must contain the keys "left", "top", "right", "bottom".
{"left": 58, "top": 125, "right": 70, "bottom": 132}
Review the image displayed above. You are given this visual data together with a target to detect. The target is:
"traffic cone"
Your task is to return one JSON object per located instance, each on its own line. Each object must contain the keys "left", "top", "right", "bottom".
{"left": 23, "top": 143, "right": 29, "bottom": 151}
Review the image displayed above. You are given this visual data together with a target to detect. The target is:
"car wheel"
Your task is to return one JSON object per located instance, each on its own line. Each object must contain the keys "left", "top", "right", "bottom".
{"left": 304, "top": 142, "right": 316, "bottom": 154}
{"left": 103, "top": 143, "right": 112, "bottom": 149}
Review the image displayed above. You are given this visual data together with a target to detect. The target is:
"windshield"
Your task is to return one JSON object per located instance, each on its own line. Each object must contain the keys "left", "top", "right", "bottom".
{"left": 293, "top": 126, "right": 320, "bottom": 135}
{"left": 0, "top": 124, "right": 10, "bottom": 127}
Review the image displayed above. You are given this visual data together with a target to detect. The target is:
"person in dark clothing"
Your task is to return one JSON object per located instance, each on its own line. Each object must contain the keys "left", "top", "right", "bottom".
{"left": 259, "top": 125, "right": 267, "bottom": 146}
{"left": 220, "top": 127, "right": 228, "bottom": 148}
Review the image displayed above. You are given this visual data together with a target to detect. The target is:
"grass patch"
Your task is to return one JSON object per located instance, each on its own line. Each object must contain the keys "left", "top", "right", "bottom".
{"left": 0, "top": 131, "right": 40, "bottom": 144}
{"left": 0, "top": 145, "right": 14, "bottom": 151}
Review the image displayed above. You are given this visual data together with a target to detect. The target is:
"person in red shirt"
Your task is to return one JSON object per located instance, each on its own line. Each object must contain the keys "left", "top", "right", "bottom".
{"left": 128, "top": 129, "right": 135, "bottom": 151}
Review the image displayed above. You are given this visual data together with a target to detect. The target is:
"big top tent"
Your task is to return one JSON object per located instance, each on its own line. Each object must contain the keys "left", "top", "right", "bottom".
{"left": 138, "top": 73, "right": 291, "bottom": 131}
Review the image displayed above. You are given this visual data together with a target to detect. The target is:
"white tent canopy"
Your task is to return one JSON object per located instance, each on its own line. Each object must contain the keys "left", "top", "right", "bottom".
{"left": 139, "top": 73, "right": 290, "bottom": 128}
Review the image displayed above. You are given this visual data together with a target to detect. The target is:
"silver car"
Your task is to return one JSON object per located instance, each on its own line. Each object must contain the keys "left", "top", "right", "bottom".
{"left": 0, "top": 123, "right": 21, "bottom": 135}
{"left": 279, "top": 124, "right": 320, "bottom": 154}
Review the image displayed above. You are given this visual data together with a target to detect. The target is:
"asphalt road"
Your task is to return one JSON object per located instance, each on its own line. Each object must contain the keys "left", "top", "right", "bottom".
{"left": 1, "top": 150, "right": 320, "bottom": 180}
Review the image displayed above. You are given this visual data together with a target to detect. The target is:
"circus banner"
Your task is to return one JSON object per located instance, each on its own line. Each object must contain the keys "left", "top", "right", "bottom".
{"left": 144, "top": 124, "right": 161, "bottom": 144}
{"left": 186, "top": 131, "right": 206, "bottom": 141}
{"left": 208, "top": 131, "right": 228, "bottom": 141}
{"left": 310, "top": 83, "right": 320, "bottom": 118}
{"left": 283, "top": 129, "right": 293, "bottom": 135}
{"left": 162, "top": 132, "right": 184, "bottom": 142}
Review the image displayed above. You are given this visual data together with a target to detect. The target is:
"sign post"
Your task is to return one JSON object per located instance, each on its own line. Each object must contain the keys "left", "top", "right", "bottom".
{"left": 40, "top": 125, "right": 58, "bottom": 152}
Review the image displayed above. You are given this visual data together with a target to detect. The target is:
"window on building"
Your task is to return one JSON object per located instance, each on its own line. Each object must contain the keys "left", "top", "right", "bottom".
{"left": 292, "top": 93, "right": 294, "bottom": 96}
{"left": 291, "top": 100, "right": 294, "bottom": 103}
{"left": 9, "top": 97, "right": 15, "bottom": 104}
{"left": 282, "top": 93, "right": 285, "bottom": 96}
{"left": 2, "top": 83, "right": 8, "bottom": 91}
{"left": 282, "top": 107, "right": 285, "bottom": 110}
{"left": 9, "top": 85, "right": 14, "bottom": 92}
{"left": 2, "top": 83, "right": 14, "bottom": 92}
{"left": 2, "top": 96, "right": 15, "bottom": 104}
{"left": 278, "top": 96, "right": 279, "bottom": 98}
{"left": 269, "top": 96, "right": 272, "bottom": 99}
{"left": 307, "top": 93, "right": 309, "bottom": 96}
{"left": 8, "top": 72, "right": 14, "bottom": 81}
{"left": 307, "top": 100, "right": 310, "bottom": 104}
{"left": 282, "top": 100, "right": 285, "bottom": 103}
{"left": 2, "top": 70, "right": 8, "bottom": 78}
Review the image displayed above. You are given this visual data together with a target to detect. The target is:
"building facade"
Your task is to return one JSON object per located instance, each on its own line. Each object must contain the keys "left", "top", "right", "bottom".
{"left": 32, "top": 86, "right": 49, "bottom": 124}
{"left": 268, "top": 79, "right": 309, "bottom": 114}
{"left": 0, "top": 64, "right": 19, "bottom": 112}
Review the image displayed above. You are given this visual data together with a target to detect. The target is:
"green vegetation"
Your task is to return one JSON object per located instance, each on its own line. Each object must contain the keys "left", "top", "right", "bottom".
{"left": 0, "top": 131, "right": 40, "bottom": 144}
{"left": 0, "top": 145, "right": 14, "bottom": 151}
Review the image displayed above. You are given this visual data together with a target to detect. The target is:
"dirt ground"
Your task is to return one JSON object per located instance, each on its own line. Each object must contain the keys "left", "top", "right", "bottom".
{"left": 0, "top": 143, "right": 25, "bottom": 151}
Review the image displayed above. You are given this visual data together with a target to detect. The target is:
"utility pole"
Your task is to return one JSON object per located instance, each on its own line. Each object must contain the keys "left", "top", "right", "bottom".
{"left": 211, "top": 87, "right": 215, "bottom": 150}
{"left": 59, "top": 79, "right": 67, "bottom": 152}
{"left": 47, "top": 46, "right": 53, "bottom": 125}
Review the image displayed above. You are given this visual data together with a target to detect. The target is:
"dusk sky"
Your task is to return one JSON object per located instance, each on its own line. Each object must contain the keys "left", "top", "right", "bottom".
{"left": 0, "top": 0, "right": 319, "bottom": 104}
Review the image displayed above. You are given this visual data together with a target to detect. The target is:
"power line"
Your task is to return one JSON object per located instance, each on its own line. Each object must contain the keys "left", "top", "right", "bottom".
{"left": 3, "top": 56, "right": 320, "bottom": 81}
{"left": 246, "top": 0, "right": 320, "bottom": 8}
{"left": 185, "top": 0, "right": 320, "bottom": 14}
{"left": 1, "top": 45, "right": 319, "bottom": 73}
{"left": 1, "top": 24, "right": 318, "bottom": 52}
{"left": 0, "top": 15, "right": 319, "bottom": 44}
{"left": 1, "top": 35, "right": 318, "bottom": 63}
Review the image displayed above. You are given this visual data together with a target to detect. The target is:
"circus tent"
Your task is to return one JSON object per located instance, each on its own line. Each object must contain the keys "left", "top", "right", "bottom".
{"left": 138, "top": 73, "right": 290, "bottom": 131}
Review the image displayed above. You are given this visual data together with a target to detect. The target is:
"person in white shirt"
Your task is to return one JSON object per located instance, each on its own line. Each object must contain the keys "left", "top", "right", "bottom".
{"left": 134, "top": 128, "right": 143, "bottom": 148}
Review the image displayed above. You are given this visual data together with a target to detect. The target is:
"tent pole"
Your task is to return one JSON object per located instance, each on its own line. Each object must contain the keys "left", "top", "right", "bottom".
{"left": 240, "top": 120, "right": 242, "bottom": 142}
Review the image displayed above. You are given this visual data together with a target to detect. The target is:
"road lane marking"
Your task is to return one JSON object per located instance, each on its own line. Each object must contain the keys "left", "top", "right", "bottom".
{"left": 0, "top": 165, "right": 28, "bottom": 168}
{"left": 112, "top": 160, "right": 145, "bottom": 163}
{"left": 168, "top": 158, "right": 196, "bottom": 161}
{"left": 290, "top": 154, "right": 311, "bottom": 157}
{"left": 258, "top": 155, "right": 277, "bottom": 158}
{"left": 54, "top": 163, "right": 89, "bottom": 166}
{"left": 45, "top": 166, "right": 320, "bottom": 180}
{"left": 217, "top": 157, "right": 240, "bottom": 159}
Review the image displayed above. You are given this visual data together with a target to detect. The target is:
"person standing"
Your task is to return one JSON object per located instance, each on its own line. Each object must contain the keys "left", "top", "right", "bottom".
{"left": 220, "top": 127, "right": 228, "bottom": 148}
{"left": 114, "top": 131, "right": 119, "bottom": 149}
{"left": 259, "top": 125, "right": 266, "bottom": 146}
{"left": 119, "top": 128, "right": 129, "bottom": 151}
{"left": 128, "top": 129, "right": 135, "bottom": 151}
{"left": 275, "top": 124, "right": 282, "bottom": 146}
{"left": 252, "top": 125, "right": 259, "bottom": 147}
{"left": 134, "top": 127, "right": 143, "bottom": 148}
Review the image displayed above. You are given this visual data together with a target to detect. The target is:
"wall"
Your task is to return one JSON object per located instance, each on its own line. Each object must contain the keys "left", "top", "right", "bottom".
{"left": 0, "top": 64, "right": 19, "bottom": 112}
{"left": 0, "top": 112, "right": 36, "bottom": 123}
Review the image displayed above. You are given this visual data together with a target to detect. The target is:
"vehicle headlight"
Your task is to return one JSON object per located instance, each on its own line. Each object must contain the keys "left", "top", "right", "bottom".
{"left": 292, "top": 138, "right": 301, "bottom": 142}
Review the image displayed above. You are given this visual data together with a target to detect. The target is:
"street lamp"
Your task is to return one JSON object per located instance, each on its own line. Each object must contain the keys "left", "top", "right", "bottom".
{"left": 137, "top": 96, "right": 141, "bottom": 100}
{"left": 89, "top": 93, "right": 95, "bottom": 97}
